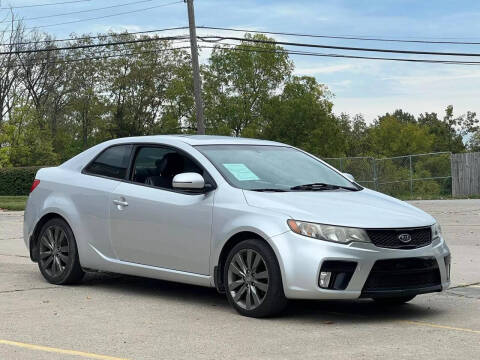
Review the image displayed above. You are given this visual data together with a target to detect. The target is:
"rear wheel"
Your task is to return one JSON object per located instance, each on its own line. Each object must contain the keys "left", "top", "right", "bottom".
{"left": 373, "top": 295, "right": 416, "bottom": 305}
{"left": 37, "top": 218, "right": 84, "bottom": 285}
{"left": 224, "top": 239, "right": 288, "bottom": 317}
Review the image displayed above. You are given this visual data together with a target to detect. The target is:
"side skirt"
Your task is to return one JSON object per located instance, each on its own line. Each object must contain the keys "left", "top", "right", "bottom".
{"left": 88, "top": 244, "right": 213, "bottom": 288}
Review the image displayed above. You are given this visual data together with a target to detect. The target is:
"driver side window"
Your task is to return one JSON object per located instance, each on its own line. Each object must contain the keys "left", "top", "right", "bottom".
{"left": 131, "top": 146, "right": 203, "bottom": 190}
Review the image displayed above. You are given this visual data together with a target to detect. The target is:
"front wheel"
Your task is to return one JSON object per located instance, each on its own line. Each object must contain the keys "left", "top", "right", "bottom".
{"left": 224, "top": 239, "right": 288, "bottom": 317}
{"left": 373, "top": 295, "right": 416, "bottom": 305}
{"left": 37, "top": 218, "right": 84, "bottom": 285}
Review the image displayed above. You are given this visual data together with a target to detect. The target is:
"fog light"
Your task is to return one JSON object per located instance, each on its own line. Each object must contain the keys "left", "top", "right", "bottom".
{"left": 319, "top": 261, "right": 357, "bottom": 290}
{"left": 319, "top": 271, "right": 332, "bottom": 288}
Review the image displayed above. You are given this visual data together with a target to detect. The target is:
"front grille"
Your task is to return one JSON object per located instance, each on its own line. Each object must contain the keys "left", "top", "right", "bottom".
{"left": 367, "top": 227, "right": 432, "bottom": 249}
{"left": 362, "top": 258, "right": 441, "bottom": 293}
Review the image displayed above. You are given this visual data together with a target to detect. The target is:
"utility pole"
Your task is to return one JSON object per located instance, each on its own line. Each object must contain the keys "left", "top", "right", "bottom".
{"left": 185, "top": 0, "right": 205, "bottom": 135}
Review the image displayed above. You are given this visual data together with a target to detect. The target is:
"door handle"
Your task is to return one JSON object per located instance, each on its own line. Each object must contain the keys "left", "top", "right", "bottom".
{"left": 113, "top": 199, "right": 129, "bottom": 207}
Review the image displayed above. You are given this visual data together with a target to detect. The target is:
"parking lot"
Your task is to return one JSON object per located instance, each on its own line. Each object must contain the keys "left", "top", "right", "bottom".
{"left": 1, "top": 199, "right": 479, "bottom": 360}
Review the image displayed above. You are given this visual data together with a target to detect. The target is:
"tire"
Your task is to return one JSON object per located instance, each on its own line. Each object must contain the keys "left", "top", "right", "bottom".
{"left": 224, "top": 239, "right": 288, "bottom": 317}
{"left": 373, "top": 295, "right": 416, "bottom": 305}
{"left": 37, "top": 218, "right": 84, "bottom": 285}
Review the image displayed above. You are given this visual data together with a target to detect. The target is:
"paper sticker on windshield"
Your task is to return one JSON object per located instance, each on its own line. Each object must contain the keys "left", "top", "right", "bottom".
{"left": 223, "top": 163, "right": 260, "bottom": 181}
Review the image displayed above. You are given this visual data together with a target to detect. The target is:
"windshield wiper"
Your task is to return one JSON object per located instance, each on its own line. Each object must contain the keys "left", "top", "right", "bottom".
{"left": 290, "top": 183, "right": 358, "bottom": 191}
{"left": 249, "top": 188, "right": 289, "bottom": 192}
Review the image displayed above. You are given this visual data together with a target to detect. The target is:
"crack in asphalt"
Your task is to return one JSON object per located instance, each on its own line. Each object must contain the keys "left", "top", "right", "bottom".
{"left": 448, "top": 282, "right": 480, "bottom": 289}
{"left": 444, "top": 291, "right": 480, "bottom": 300}
{"left": 0, "top": 253, "right": 29, "bottom": 258}
{"left": 0, "top": 286, "right": 58, "bottom": 294}
{"left": 445, "top": 282, "right": 480, "bottom": 299}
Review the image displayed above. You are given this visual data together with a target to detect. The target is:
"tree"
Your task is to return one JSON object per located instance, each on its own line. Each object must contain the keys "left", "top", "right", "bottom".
{"left": 1, "top": 103, "right": 58, "bottom": 166}
{"left": 261, "top": 76, "right": 343, "bottom": 157}
{"left": 468, "top": 132, "right": 480, "bottom": 151}
{"left": 368, "top": 115, "right": 434, "bottom": 157}
{"left": 2, "top": 26, "right": 478, "bottom": 172}
{"left": 379, "top": 109, "right": 416, "bottom": 124}
{"left": 204, "top": 34, "right": 293, "bottom": 136}
{"left": 0, "top": 15, "right": 24, "bottom": 126}
{"left": 337, "top": 113, "right": 370, "bottom": 156}
{"left": 102, "top": 34, "right": 190, "bottom": 138}
{"left": 417, "top": 110, "right": 464, "bottom": 153}
{"left": 63, "top": 38, "right": 107, "bottom": 156}
{"left": 17, "top": 33, "right": 64, "bottom": 130}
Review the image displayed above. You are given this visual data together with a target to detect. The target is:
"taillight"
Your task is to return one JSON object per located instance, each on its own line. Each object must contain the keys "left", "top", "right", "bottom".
{"left": 30, "top": 179, "right": 40, "bottom": 193}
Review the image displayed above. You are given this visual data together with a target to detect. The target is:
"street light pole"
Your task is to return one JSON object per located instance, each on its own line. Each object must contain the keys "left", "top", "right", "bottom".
{"left": 185, "top": 0, "right": 205, "bottom": 135}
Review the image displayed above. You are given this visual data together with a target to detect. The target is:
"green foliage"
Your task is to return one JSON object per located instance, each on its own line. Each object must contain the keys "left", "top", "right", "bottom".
{"left": 337, "top": 113, "right": 370, "bottom": 157}
{"left": 417, "top": 110, "right": 465, "bottom": 153}
{"left": 468, "top": 132, "right": 480, "bottom": 151}
{"left": 0, "top": 166, "right": 43, "bottom": 196}
{"left": 1, "top": 104, "right": 58, "bottom": 167}
{"left": 368, "top": 115, "right": 435, "bottom": 157}
{"left": 261, "top": 76, "right": 342, "bottom": 156}
{"left": 204, "top": 34, "right": 293, "bottom": 136}
{"left": 0, "top": 196, "right": 28, "bottom": 211}
{"left": 0, "top": 28, "right": 479, "bottom": 205}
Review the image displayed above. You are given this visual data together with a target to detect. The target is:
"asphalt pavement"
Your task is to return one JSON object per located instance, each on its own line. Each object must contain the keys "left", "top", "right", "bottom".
{"left": 0, "top": 200, "right": 479, "bottom": 360}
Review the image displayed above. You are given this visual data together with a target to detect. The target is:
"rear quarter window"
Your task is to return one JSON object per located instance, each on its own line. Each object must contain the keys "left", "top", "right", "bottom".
{"left": 84, "top": 145, "right": 133, "bottom": 180}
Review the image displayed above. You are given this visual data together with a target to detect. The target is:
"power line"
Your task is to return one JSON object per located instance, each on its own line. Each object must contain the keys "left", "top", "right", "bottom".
{"left": 0, "top": 34, "right": 188, "bottom": 55}
{"left": 9, "top": 41, "right": 480, "bottom": 68}
{"left": 198, "top": 43, "right": 480, "bottom": 66}
{"left": 0, "top": 26, "right": 188, "bottom": 46}
{"left": 3, "top": 24, "right": 480, "bottom": 54}
{"left": 199, "top": 35, "right": 480, "bottom": 57}
{"left": 203, "top": 43, "right": 480, "bottom": 65}
{"left": 198, "top": 26, "right": 480, "bottom": 46}
{"left": 10, "top": 43, "right": 191, "bottom": 68}
{"left": 1, "top": 0, "right": 161, "bottom": 24}
{"left": 0, "top": 0, "right": 91, "bottom": 10}
{"left": 16, "top": 0, "right": 183, "bottom": 30}
{"left": 6, "top": 31, "right": 480, "bottom": 63}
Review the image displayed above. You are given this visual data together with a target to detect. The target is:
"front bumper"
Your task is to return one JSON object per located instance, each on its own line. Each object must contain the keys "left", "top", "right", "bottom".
{"left": 270, "top": 231, "right": 450, "bottom": 300}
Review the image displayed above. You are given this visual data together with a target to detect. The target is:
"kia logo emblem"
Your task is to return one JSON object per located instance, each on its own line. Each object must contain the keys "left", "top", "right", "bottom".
{"left": 398, "top": 233, "right": 412, "bottom": 243}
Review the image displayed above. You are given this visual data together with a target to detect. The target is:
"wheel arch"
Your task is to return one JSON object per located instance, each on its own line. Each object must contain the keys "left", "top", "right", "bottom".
{"left": 214, "top": 230, "right": 280, "bottom": 293}
{"left": 29, "top": 212, "right": 71, "bottom": 262}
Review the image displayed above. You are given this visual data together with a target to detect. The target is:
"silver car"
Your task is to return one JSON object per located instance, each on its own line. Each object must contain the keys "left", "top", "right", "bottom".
{"left": 24, "top": 135, "right": 451, "bottom": 317}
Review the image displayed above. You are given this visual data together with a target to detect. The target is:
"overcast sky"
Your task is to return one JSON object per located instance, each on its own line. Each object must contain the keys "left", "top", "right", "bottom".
{"left": 3, "top": 0, "right": 480, "bottom": 122}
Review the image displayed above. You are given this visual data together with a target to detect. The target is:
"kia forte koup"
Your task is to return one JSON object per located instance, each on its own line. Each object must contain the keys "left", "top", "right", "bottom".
{"left": 24, "top": 135, "right": 451, "bottom": 317}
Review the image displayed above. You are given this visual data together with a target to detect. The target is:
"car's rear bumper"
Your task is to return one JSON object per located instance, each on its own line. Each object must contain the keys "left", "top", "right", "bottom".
{"left": 270, "top": 231, "right": 450, "bottom": 300}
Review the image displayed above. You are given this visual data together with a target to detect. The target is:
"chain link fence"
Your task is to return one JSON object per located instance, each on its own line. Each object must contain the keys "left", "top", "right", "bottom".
{"left": 324, "top": 152, "right": 452, "bottom": 199}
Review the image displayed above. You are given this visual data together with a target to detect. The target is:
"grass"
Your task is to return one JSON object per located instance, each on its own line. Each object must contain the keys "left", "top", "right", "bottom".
{"left": 0, "top": 196, "right": 28, "bottom": 211}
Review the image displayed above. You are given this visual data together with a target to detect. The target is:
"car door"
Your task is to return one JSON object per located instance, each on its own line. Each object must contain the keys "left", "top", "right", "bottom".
{"left": 108, "top": 145, "right": 214, "bottom": 275}
{"left": 79, "top": 144, "right": 134, "bottom": 261}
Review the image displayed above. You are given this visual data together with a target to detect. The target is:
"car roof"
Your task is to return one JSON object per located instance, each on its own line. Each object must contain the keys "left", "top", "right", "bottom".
{"left": 59, "top": 135, "right": 289, "bottom": 170}
{"left": 107, "top": 135, "right": 287, "bottom": 146}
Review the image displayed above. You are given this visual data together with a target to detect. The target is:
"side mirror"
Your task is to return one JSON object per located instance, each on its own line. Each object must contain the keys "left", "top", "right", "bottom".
{"left": 343, "top": 173, "right": 355, "bottom": 182}
{"left": 172, "top": 172, "right": 205, "bottom": 190}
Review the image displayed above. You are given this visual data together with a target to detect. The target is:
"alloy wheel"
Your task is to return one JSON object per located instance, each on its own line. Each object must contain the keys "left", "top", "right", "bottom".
{"left": 227, "top": 249, "right": 269, "bottom": 310}
{"left": 39, "top": 225, "right": 70, "bottom": 278}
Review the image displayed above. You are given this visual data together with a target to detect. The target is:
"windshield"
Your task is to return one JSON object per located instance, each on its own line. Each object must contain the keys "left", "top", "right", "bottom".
{"left": 196, "top": 145, "right": 359, "bottom": 191}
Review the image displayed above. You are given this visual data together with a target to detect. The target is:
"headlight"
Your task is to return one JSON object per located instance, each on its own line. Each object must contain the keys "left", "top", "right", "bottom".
{"left": 287, "top": 219, "right": 370, "bottom": 244}
{"left": 432, "top": 222, "right": 442, "bottom": 239}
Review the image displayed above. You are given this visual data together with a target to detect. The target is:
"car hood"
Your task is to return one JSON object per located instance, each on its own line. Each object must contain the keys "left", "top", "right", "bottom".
{"left": 243, "top": 188, "right": 435, "bottom": 229}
